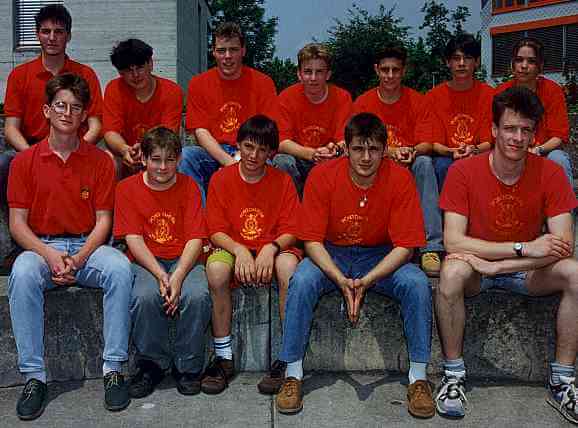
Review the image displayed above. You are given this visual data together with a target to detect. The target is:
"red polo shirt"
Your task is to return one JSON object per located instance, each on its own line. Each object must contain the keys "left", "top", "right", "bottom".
{"left": 8, "top": 138, "right": 115, "bottom": 235}
{"left": 4, "top": 56, "right": 103, "bottom": 143}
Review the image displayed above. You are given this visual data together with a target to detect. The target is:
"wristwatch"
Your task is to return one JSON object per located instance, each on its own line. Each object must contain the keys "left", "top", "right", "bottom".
{"left": 513, "top": 242, "right": 524, "bottom": 257}
{"left": 536, "top": 146, "right": 545, "bottom": 156}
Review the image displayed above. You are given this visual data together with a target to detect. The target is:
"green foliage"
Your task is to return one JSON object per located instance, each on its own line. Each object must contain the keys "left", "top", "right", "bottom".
{"left": 325, "top": 4, "right": 411, "bottom": 98}
{"left": 261, "top": 57, "right": 298, "bottom": 93}
{"left": 207, "top": 0, "right": 278, "bottom": 70}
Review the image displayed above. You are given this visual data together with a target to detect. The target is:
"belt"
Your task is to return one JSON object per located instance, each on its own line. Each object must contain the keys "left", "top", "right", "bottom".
{"left": 39, "top": 232, "right": 89, "bottom": 240}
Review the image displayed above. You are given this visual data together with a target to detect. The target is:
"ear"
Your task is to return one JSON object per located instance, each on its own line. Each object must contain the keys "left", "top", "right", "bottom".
{"left": 241, "top": 46, "right": 247, "bottom": 58}
{"left": 325, "top": 69, "right": 332, "bottom": 81}
{"left": 66, "top": 32, "right": 71, "bottom": 44}
{"left": 492, "top": 122, "right": 498, "bottom": 140}
{"left": 297, "top": 68, "right": 303, "bottom": 83}
{"left": 373, "top": 63, "right": 379, "bottom": 76}
{"left": 43, "top": 104, "right": 51, "bottom": 119}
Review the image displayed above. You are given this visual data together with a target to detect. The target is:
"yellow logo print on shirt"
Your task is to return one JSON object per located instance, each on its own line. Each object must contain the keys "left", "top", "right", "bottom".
{"left": 337, "top": 214, "right": 367, "bottom": 245}
{"left": 219, "top": 102, "right": 242, "bottom": 134}
{"left": 148, "top": 211, "right": 176, "bottom": 244}
{"left": 302, "top": 125, "right": 326, "bottom": 148}
{"left": 449, "top": 114, "right": 474, "bottom": 148}
{"left": 240, "top": 208, "right": 264, "bottom": 241}
{"left": 490, "top": 193, "right": 523, "bottom": 240}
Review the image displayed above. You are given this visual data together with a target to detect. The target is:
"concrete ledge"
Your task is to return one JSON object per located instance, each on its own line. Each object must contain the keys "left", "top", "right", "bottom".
{"left": 0, "top": 276, "right": 563, "bottom": 387}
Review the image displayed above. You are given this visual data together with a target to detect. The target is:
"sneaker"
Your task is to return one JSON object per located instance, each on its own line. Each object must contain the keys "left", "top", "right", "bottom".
{"left": 407, "top": 380, "right": 435, "bottom": 418}
{"left": 201, "top": 356, "right": 235, "bottom": 395}
{"left": 421, "top": 252, "right": 441, "bottom": 277}
{"left": 103, "top": 371, "right": 130, "bottom": 412}
{"left": 173, "top": 367, "right": 202, "bottom": 396}
{"left": 16, "top": 379, "right": 48, "bottom": 421}
{"left": 436, "top": 375, "right": 467, "bottom": 418}
{"left": 276, "top": 377, "right": 303, "bottom": 414}
{"left": 258, "top": 360, "right": 287, "bottom": 395}
{"left": 547, "top": 378, "right": 578, "bottom": 424}
{"left": 129, "top": 361, "right": 165, "bottom": 399}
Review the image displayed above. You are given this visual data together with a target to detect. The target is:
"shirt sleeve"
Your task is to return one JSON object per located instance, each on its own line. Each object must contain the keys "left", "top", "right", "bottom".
{"left": 298, "top": 167, "right": 330, "bottom": 241}
{"left": 83, "top": 67, "right": 103, "bottom": 121}
{"left": 542, "top": 84, "right": 570, "bottom": 143}
{"left": 543, "top": 163, "right": 578, "bottom": 217}
{"left": 206, "top": 171, "right": 230, "bottom": 236}
{"left": 94, "top": 153, "right": 116, "bottom": 211}
{"left": 160, "top": 83, "right": 184, "bottom": 134}
{"left": 185, "top": 75, "right": 210, "bottom": 133}
{"left": 439, "top": 162, "right": 470, "bottom": 217}
{"left": 113, "top": 180, "right": 144, "bottom": 237}
{"left": 274, "top": 175, "right": 300, "bottom": 237}
{"left": 7, "top": 153, "right": 32, "bottom": 208}
{"left": 276, "top": 92, "right": 296, "bottom": 142}
{"left": 333, "top": 91, "right": 353, "bottom": 142}
{"left": 103, "top": 81, "right": 125, "bottom": 135}
{"left": 183, "top": 179, "right": 209, "bottom": 240}
{"left": 4, "top": 69, "right": 25, "bottom": 118}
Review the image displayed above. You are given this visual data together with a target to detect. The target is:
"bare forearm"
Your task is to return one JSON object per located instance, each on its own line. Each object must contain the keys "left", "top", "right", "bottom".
{"left": 171, "top": 239, "right": 203, "bottom": 280}
{"left": 490, "top": 255, "right": 561, "bottom": 274}
{"left": 104, "top": 131, "right": 130, "bottom": 157}
{"left": 446, "top": 235, "right": 520, "bottom": 260}
{"left": 195, "top": 129, "right": 235, "bottom": 166}
{"left": 540, "top": 137, "right": 563, "bottom": 153}
{"left": 363, "top": 247, "right": 413, "bottom": 285}
{"left": 211, "top": 232, "right": 247, "bottom": 256}
{"left": 126, "top": 235, "right": 166, "bottom": 278}
{"left": 73, "top": 217, "right": 111, "bottom": 265}
{"left": 278, "top": 140, "right": 314, "bottom": 161}
{"left": 433, "top": 143, "right": 452, "bottom": 156}
{"left": 5, "top": 123, "right": 29, "bottom": 152}
{"left": 304, "top": 241, "right": 345, "bottom": 284}
{"left": 82, "top": 116, "right": 102, "bottom": 145}
{"left": 414, "top": 142, "right": 433, "bottom": 156}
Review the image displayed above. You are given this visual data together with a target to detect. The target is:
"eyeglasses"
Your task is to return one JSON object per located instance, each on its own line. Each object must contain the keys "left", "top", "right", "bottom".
{"left": 51, "top": 101, "right": 84, "bottom": 116}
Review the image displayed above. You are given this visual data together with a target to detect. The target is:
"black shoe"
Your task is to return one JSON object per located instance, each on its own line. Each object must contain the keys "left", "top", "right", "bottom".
{"left": 257, "top": 359, "right": 287, "bottom": 394}
{"left": 103, "top": 371, "right": 130, "bottom": 412}
{"left": 129, "top": 361, "right": 165, "bottom": 399}
{"left": 172, "top": 367, "right": 202, "bottom": 396}
{"left": 16, "top": 379, "right": 48, "bottom": 421}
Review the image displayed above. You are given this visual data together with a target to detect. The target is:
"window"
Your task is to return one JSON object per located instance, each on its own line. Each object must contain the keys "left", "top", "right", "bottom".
{"left": 493, "top": 0, "right": 571, "bottom": 14}
{"left": 14, "top": 0, "right": 63, "bottom": 50}
{"left": 492, "top": 24, "right": 578, "bottom": 76}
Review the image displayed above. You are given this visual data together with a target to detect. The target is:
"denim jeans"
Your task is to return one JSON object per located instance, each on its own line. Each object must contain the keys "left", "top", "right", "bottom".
{"left": 411, "top": 156, "right": 444, "bottom": 254}
{"left": 177, "top": 144, "right": 237, "bottom": 205}
{"left": 432, "top": 156, "right": 454, "bottom": 192}
{"left": 279, "top": 243, "right": 432, "bottom": 364}
{"left": 131, "top": 260, "right": 211, "bottom": 374}
{"left": 8, "top": 239, "right": 134, "bottom": 375}
{"left": 547, "top": 149, "right": 574, "bottom": 188}
{"left": 272, "top": 154, "right": 315, "bottom": 198}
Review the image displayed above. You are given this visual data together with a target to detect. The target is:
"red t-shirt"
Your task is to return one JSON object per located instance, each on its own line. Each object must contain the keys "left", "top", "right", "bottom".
{"left": 300, "top": 157, "right": 426, "bottom": 248}
{"left": 4, "top": 56, "right": 103, "bottom": 143}
{"left": 425, "top": 81, "right": 494, "bottom": 148}
{"left": 103, "top": 76, "right": 183, "bottom": 147}
{"left": 353, "top": 86, "right": 434, "bottom": 147}
{"left": 114, "top": 172, "right": 207, "bottom": 260}
{"left": 276, "top": 83, "right": 352, "bottom": 147}
{"left": 206, "top": 164, "right": 299, "bottom": 251}
{"left": 440, "top": 152, "right": 577, "bottom": 242}
{"left": 185, "top": 66, "right": 277, "bottom": 146}
{"left": 496, "top": 77, "right": 569, "bottom": 146}
{"left": 8, "top": 138, "right": 115, "bottom": 235}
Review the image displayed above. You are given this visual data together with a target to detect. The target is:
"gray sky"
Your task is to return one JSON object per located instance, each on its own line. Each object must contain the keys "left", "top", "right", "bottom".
{"left": 263, "top": 0, "right": 482, "bottom": 60}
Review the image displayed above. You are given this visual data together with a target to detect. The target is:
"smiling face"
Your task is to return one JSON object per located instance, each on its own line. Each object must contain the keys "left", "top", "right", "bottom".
{"left": 143, "top": 147, "right": 179, "bottom": 190}
{"left": 119, "top": 60, "right": 154, "bottom": 92}
{"left": 37, "top": 19, "right": 70, "bottom": 57}
{"left": 512, "top": 45, "right": 541, "bottom": 85}
{"left": 347, "top": 137, "right": 386, "bottom": 185}
{"left": 298, "top": 58, "right": 331, "bottom": 99}
{"left": 447, "top": 49, "right": 478, "bottom": 82}
{"left": 213, "top": 36, "right": 246, "bottom": 80}
{"left": 374, "top": 57, "right": 405, "bottom": 94}
{"left": 43, "top": 89, "right": 86, "bottom": 135}
{"left": 492, "top": 108, "right": 536, "bottom": 163}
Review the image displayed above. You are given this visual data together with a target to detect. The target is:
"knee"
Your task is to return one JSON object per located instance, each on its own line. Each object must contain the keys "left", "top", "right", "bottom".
{"left": 206, "top": 262, "right": 233, "bottom": 293}
{"left": 399, "top": 270, "right": 432, "bottom": 303}
{"left": 438, "top": 259, "right": 472, "bottom": 299}
{"left": 97, "top": 247, "right": 134, "bottom": 288}
{"left": 8, "top": 252, "right": 45, "bottom": 296}
{"left": 287, "top": 260, "right": 321, "bottom": 297}
{"left": 131, "top": 282, "right": 161, "bottom": 312}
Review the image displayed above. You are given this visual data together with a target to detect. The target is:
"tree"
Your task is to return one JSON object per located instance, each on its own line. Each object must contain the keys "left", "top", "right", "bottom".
{"left": 324, "top": 5, "right": 411, "bottom": 98}
{"left": 207, "top": 0, "right": 278, "bottom": 70}
{"left": 261, "top": 57, "right": 298, "bottom": 92}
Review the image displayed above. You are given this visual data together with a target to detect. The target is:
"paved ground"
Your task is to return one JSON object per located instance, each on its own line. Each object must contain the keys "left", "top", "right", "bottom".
{"left": 0, "top": 372, "right": 571, "bottom": 427}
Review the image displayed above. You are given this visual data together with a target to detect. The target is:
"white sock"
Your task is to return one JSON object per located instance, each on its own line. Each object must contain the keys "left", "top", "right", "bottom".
{"left": 214, "top": 335, "right": 233, "bottom": 360}
{"left": 408, "top": 361, "right": 427, "bottom": 384}
{"left": 285, "top": 359, "right": 303, "bottom": 380}
{"left": 103, "top": 360, "right": 122, "bottom": 376}
{"left": 25, "top": 371, "right": 46, "bottom": 384}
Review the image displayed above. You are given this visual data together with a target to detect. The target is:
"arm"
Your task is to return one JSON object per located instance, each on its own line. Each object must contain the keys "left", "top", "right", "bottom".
{"left": 82, "top": 116, "right": 102, "bottom": 145}
{"left": 530, "top": 137, "right": 563, "bottom": 155}
{"left": 165, "top": 238, "right": 204, "bottom": 316}
{"left": 4, "top": 117, "right": 30, "bottom": 152}
{"left": 210, "top": 231, "right": 255, "bottom": 284}
{"left": 278, "top": 139, "right": 316, "bottom": 162}
{"left": 445, "top": 211, "right": 572, "bottom": 273}
{"left": 194, "top": 128, "right": 235, "bottom": 166}
{"left": 433, "top": 143, "right": 454, "bottom": 157}
{"left": 68, "top": 210, "right": 113, "bottom": 270}
{"left": 104, "top": 131, "right": 141, "bottom": 168}
{"left": 361, "top": 247, "right": 413, "bottom": 286}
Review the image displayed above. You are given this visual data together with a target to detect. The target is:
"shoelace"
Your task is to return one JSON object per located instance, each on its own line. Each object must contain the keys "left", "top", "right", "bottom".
{"left": 283, "top": 379, "right": 299, "bottom": 397}
{"left": 557, "top": 383, "right": 578, "bottom": 413}
{"left": 206, "top": 359, "right": 229, "bottom": 385}
{"left": 412, "top": 381, "right": 430, "bottom": 398}
{"left": 423, "top": 253, "right": 440, "bottom": 264}
{"left": 23, "top": 381, "right": 40, "bottom": 400}
{"left": 436, "top": 377, "right": 468, "bottom": 407}
{"left": 106, "top": 372, "right": 121, "bottom": 388}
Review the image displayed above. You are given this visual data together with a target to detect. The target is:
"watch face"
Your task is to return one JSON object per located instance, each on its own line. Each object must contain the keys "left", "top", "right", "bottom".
{"left": 514, "top": 243, "right": 522, "bottom": 251}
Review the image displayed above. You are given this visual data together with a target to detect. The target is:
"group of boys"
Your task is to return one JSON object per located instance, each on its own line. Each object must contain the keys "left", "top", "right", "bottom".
{"left": 3, "top": 4, "right": 578, "bottom": 425}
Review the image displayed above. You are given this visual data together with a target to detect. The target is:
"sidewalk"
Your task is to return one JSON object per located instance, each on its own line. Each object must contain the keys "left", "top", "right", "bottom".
{"left": 0, "top": 373, "right": 569, "bottom": 427}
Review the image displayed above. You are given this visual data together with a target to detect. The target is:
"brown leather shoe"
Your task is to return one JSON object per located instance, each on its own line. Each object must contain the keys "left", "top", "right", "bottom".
{"left": 275, "top": 377, "right": 303, "bottom": 414}
{"left": 200, "top": 357, "right": 235, "bottom": 394}
{"left": 407, "top": 379, "right": 435, "bottom": 418}
{"left": 257, "top": 360, "right": 287, "bottom": 395}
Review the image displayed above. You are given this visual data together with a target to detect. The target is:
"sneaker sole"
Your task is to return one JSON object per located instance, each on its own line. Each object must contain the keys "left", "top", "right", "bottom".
{"left": 546, "top": 396, "right": 578, "bottom": 424}
{"left": 104, "top": 398, "right": 131, "bottom": 412}
{"left": 276, "top": 402, "right": 303, "bottom": 415}
{"left": 436, "top": 402, "right": 465, "bottom": 419}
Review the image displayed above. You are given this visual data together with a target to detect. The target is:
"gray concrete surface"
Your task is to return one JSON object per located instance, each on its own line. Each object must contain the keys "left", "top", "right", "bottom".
{"left": 0, "top": 373, "right": 570, "bottom": 427}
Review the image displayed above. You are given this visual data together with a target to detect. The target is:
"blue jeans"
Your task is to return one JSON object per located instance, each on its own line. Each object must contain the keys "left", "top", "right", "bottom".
{"left": 411, "top": 156, "right": 443, "bottom": 254}
{"left": 547, "top": 149, "right": 573, "bottom": 188}
{"left": 178, "top": 144, "right": 237, "bottom": 205}
{"left": 131, "top": 261, "right": 211, "bottom": 374}
{"left": 433, "top": 156, "right": 454, "bottom": 192}
{"left": 279, "top": 243, "right": 432, "bottom": 364}
{"left": 272, "top": 154, "right": 314, "bottom": 198}
{"left": 8, "top": 239, "right": 134, "bottom": 375}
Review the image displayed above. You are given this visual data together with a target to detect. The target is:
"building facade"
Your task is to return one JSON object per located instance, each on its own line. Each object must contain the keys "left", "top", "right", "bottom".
{"left": 0, "top": 0, "right": 210, "bottom": 102}
{"left": 480, "top": 0, "right": 578, "bottom": 84}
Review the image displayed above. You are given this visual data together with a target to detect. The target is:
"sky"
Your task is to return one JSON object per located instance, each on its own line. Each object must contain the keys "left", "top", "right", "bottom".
{"left": 263, "top": 0, "right": 482, "bottom": 60}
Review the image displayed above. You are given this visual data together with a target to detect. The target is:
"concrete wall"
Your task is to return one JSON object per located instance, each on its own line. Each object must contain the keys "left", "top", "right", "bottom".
{"left": 481, "top": 1, "right": 578, "bottom": 85}
{"left": 0, "top": 0, "right": 209, "bottom": 101}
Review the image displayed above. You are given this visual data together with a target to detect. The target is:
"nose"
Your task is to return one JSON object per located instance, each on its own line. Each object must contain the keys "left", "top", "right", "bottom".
{"left": 361, "top": 148, "right": 371, "bottom": 161}
{"left": 513, "top": 128, "right": 524, "bottom": 142}
{"left": 224, "top": 49, "right": 232, "bottom": 59}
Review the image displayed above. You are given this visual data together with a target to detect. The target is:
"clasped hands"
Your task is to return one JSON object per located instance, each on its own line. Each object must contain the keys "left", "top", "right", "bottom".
{"left": 46, "top": 248, "right": 82, "bottom": 286}
{"left": 337, "top": 276, "right": 373, "bottom": 327}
